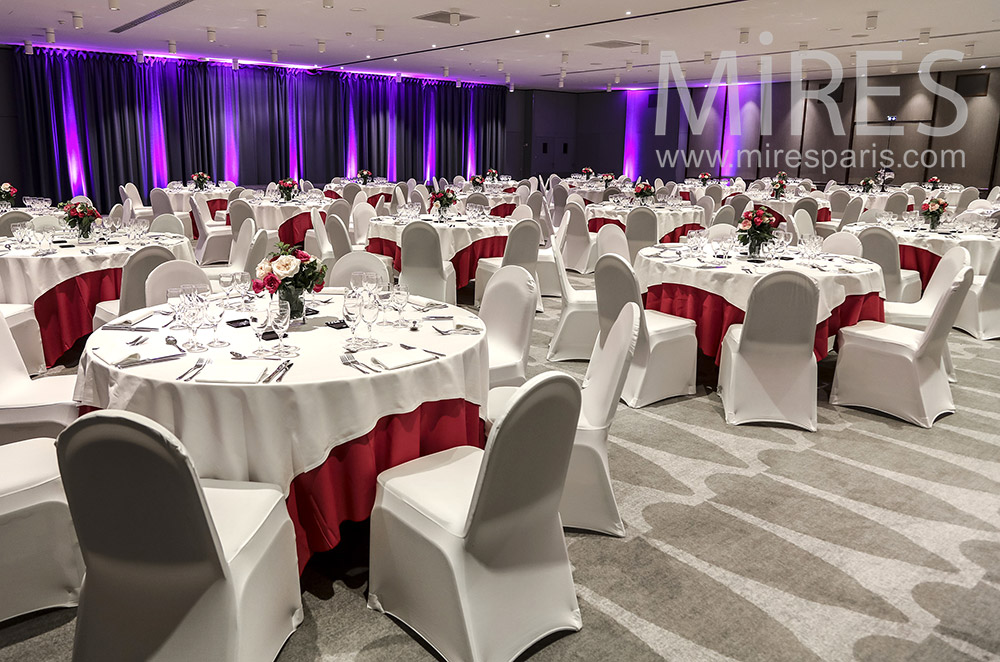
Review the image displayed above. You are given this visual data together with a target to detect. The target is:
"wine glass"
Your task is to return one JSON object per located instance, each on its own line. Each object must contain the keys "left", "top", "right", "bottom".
{"left": 234, "top": 272, "right": 251, "bottom": 310}
{"left": 205, "top": 302, "right": 228, "bottom": 348}
{"left": 181, "top": 296, "right": 207, "bottom": 352}
{"left": 343, "top": 290, "right": 363, "bottom": 348}
{"left": 350, "top": 271, "right": 365, "bottom": 293}
{"left": 360, "top": 291, "right": 380, "bottom": 346}
{"left": 376, "top": 276, "right": 393, "bottom": 326}
{"left": 165, "top": 287, "right": 184, "bottom": 329}
{"left": 250, "top": 301, "right": 271, "bottom": 356}
{"left": 269, "top": 300, "right": 293, "bottom": 357}
{"left": 362, "top": 272, "right": 379, "bottom": 296}
{"left": 219, "top": 272, "right": 235, "bottom": 308}
{"left": 392, "top": 283, "right": 410, "bottom": 328}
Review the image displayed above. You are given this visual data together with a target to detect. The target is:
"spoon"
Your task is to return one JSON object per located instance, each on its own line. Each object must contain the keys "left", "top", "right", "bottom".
{"left": 230, "top": 351, "right": 281, "bottom": 361}
{"left": 165, "top": 336, "right": 186, "bottom": 353}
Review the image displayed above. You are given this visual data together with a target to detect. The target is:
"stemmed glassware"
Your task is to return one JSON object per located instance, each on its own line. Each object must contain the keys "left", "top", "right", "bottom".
{"left": 219, "top": 272, "right": 235, "bottom": 308}
{"left": 360, "top": 291, "right": 380, "bottom": 346}
{"left": 392, "top": 284, "right": 410, "bottom": 327}
{"left": 250, "top": 300, "right": 271, "bottom": 356}
{"left": 376, "top": 276, "right": 393, "bottom": 326}
{"left": 205, "top": 302, "right": 229, "bottom": 348}
{"left": 343, "top": 290, "right": 363, "bottom": 348}
{"left": 269, "top": 300, "right": 294, "bottom": 357}
{"left": 165, "top": 287, "right": 185, "bottom": 329}
{"left": 180, "top": 286, "right": 207, "bottom": 352}
{"left": 234, "top": 272, "right": 251, "bottom": 311}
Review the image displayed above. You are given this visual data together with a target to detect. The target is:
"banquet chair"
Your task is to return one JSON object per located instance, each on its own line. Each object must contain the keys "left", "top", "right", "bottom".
{"left": 547, "top": 247, "right": 600, "bottom": 362}
{"left": 490, "top": 303, "right": 639, "bottom": 536}
{"left": 885, "top": 246, "right": 971, "bottom": 382}
{"left": 0, "top": 436, "right": 84, "bottom": 623}
{"left": 792, "top": 196, "right": 820, "bottom": 226}
{"left": 597, "top": 224, "right": 631, "bottom": 262}
{"left": 465, "top": 192, "right": 489, "bottom": 209}
{"left": 93, "top": 245, "right": 176, "bottom": 329}
{"left": 341, "top": 183, "right": 363, "bottom": 207}
{"left": 452, "top": 175, "right": 465, "bottom": 187}
{"left": 954, "top": 186, "right": 980, "bottom": 213}
{"left": 474, "top": 218, "right": 541, "bottom": 305}
{"left": 242, "top": 230, "right": 269, "bottom": 279}
{"left": 409, "top": 188, "right": 429, "bottom": 213}
{"left": 31, "top": 215, "right": 61, "bottom": 231}
{"left": 109, "top": 203, "right": 124, "bottom": 226}
{"left": 816, "top": 196, "right": 862, "bottom": 237}
{"left": 711, "top": 205, "right": 736, "bottom": 227}
{"left": 399, "top": 221, "right": 457, "bottom": 304}
{"left": 602, "top": 187, "right": 622, "bottom": 201}
{"left": 480, "top": 265, "right": 537, "bottom": 388}
{"left": 124, "top": 183, "right": 153, "bottom": 221}
{"left": 695, "top": 195, "right": 716, "bottom": 226}
{"left": 831, "top": 266, "right": 972, "bottom": 428}
{"left": 707, "top": 224, "right": 736, "bottom": 240}
{"left": 526, "top": 190, "right": 544, "bottom": 220}
{"left": 822, "top": 231, "right": 863, "bottom": 257}
{"left": 368, "top": 371, "right": 582, "bottom": 662}
{"left": 0, "top": 304, "right": 44, "bottom": 375}
{"left": 227, "top": 187, "right": 246, "bottom": 204}
{"left": 790, "top": 209, "right": 816, "bottom": 245}
{"left": 0, "top": 314, "right": 79, "bottom": 443}
{"left": 727, "top": 193, "right": 751, "bottom": 218}
{"left": 809, "top": 190, "right": 827, "bottom": 201}
{"left": 326, "top": 198, "right": 352, "bottom": 228}
{"left": 828, "top": 189, "right": 851, "bottom": 220}
{"left": 703, "top": 184, "right": 724, "bottom": 206}
{"left": 375, "top": 197, "right": 390, "bottom": 218}
{"left": 299, "top": 180, "right": 313, "bottom": 192}
{"left": 121, "top": 198, "right": 135, "bottom": 228}
{"left": 69, "top": 195, "right": 93, "bottom": 206}
{"left": 190, "top": 194, "right": 233, "bottom": 265}
{"left": 304, "top": 210, "right": 333, "bottom": 261}
{"left": 859, "top": 226, "right": 922, "bottom": 303}
{"left": 324, "top": 251, "right": 390, "bottom": 288}
{"left": 149, "top": 188, "right": 173, "bottom": 219}
{"left": 516, "top": 185, "right": 530, "bottom": 204}
{"left": 987, "top": 186, "right": 1000, "bottom": 203}
{"left": 800, "top": 179, "right": 814, "bottom": 192}
{"left": 0, "top": 210, "right": 32, "bottom": 235}
{"left": 438, "top": 177, "right": 450, "bottom": 192}
{"left": 884, "top": 191, "right": 909, "bottom": 217}
{"left": 535, "top": 204, "right": 562, "bottom": 298}
{"left": 391, "top": 186, "right": 407, "bottom": 214}
{"left": 406, "top": 178, "right": 417, "bottom": 194}
{"left": 550, "top": 185, "right": 570, "bottom": 229}
{"left": 57, "top": 411, "right": 303, "bottom": 662}
{"left": 561, "top": 203, "right": 598, "bottom": 274}
{"left": 594, "top": 254, "right": 697, "bottom": 407}
{"left": 265, "top": 182, "right": 278, "bottom": 196}
{"left": 653, "top": 177, "right": 664, "bottom": 190}
{"left": 149, "top": 214, "right": 185, "bottom": 235}
{"left": 145, "top": 261, "right": 212, "bottom": 305}
{"left": 324, "top": 214, "right": 355, "bottom": 261}
{"left": 350, "top": 202, "right": 378, "bottom": 247}
{"left": 625, "top": 206, "right": 658, "bottom": 263}
{"left": 203, "top": 220, "right": 260, "bottom": 285}
{"left": 824, "top": 179, "right": 838, "bottom": 193}
{"left": 966, "top": 200, "right": 992, "bottom": 211}
{"left": 955, "top": 249, "right": 1000, "bottom": 340}
{"left": 566, "top": 193, "right": 586, "bottom": 210}
{"left": 228, "top": 199, "right": 256, "bottom": 239}
{"left": 509, "top": 204, "right": 534, "bottom": 221}
{"left": 907, "top": 186, "right": 927, "bottom": 209}
{"left": 718, "top": 271, "right": 821, "bottom": 431}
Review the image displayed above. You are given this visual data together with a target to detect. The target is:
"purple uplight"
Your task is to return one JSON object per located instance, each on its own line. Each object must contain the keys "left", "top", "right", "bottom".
{"left": 60, "top": 61, "right": 87, "bottom": 196}
{"left": 465, "top": 94, "right": 476, "bottom": 179}
{"left": 622, "top": 90, "right": 645, "bottom": 181}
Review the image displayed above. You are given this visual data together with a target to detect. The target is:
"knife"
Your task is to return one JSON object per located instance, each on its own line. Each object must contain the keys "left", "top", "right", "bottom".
{"left": 115, "top": 354, "right": 186, "bottom": 369}
{"left": 103, "top": 325, "right": 160, "bottom": 332}
{"left": 262, "top": 361, "right": 290, "bottom": 383}
{"left": 275, "top": 362, "right": 293, "bottom": 382}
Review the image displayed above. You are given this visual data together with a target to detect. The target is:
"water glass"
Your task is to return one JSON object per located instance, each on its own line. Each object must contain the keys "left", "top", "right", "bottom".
{"left": 392, "top": 284, "right": 410, "bottom": 328}
{"left": 219, "top": 272, "right": 236, "bottom": 307}
{"left": 269, "top": 300, "right": 293, "bottom": 357}
{"left": 343, "top": 290, "right": 363, "bottom": 347}
{"left": 360, "top": 292, "right": 380, "bottom": 346}
{"left": 250, "top": 302, "right": 272, "bottom": 356}
{"left": 206, "top": 303, "right": 228, "bottom": 348}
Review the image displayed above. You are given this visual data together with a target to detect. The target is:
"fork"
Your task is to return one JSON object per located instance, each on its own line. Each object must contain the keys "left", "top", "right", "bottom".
{"left": 126, "top": 335, "right": 147, "bottom": 346}
{"left": 176, "top": 358, "right": 206, "bottom": 381}
{"left": 340, "top": 354, "right": 370, "bottom": 374}
{"left": 183, "top": 358, "right": 210, "bottom": 381}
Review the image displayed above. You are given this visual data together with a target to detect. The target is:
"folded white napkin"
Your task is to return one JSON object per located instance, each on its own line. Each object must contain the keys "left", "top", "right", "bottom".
{"left": 371, "top": 348, "right": 437, "bottom": 370}
{"left": 93, "top": 245, "right": 126, "bottom": 255}
{"left": 193, "top": 362, "right": 268, "bottom": 384}
{"left": 92, "top": 345, "right": 162, "bottom": 366}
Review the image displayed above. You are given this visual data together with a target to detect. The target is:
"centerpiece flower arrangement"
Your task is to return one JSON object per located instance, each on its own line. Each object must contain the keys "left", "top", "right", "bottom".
{"left": 190, "top": 172, "right": 211, "bottom": 191}
{"left": 698, "top": 172, "right": 712, "bottom": 185}
{"left": 771, "top": 179, "right": 786, "bottom": 199}
{"left": 921, "top": 197, "right": 949, "bottom": 230}
{"left": 357, "top": 169, "right": 373, "bottom": 185}
{"left": 252, "top": 243, "right": 327, "bottom": 320}
{"left": 579, "top": 167, "right": 594, "bottom": 180}
{"left": 0, "top": 182, "right": 17, "bottom": 203}
{"left": 860, "top": 176, "right": 876, "bottom": 193}
{"left": 634, "top": 181, "right": 655, "bottom": 204}
{"left": 485, "top": 168, "right": 499, "bottom": 182}
{"left": 429, "top": 190, "right": 458, "bottom": 218}
{"left": 927, "top": 176, "right": 940, "bottom": 190}
{"left": 61, "top": 201, "right": 102, "bottom": 239}
{"left": 775, "top": 171, "right": 788, "bottom": 182}
{"left": 737, "top": 207, "right": 776, "bottom": 258}
{"left": 276, "top": 178, "right": 297, "bottom": 202}
{"left": 470, "top": 174, "right": 485, "bottom": 191}
{"left": 601, "top": 173, "right": 616, "bottom": 188}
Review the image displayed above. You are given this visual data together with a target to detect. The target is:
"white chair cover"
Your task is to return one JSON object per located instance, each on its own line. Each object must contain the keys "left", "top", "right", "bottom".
{"left": 324, "top": 251, "right": 390, "bottom": 287}
{"left": 596, "top": 224, "right": 630, "bottom": 262}
{"left": 695, "top": 195, "right": 716, "bottom": 225}
{"left": 398, "top": 221, "right": 457, "bottom": 303}
{"left": 956, "top": 249, "right": 1000, "bottom": 340}
{"left": 190, "top": 193, "right": 233, "bottom": 265}
{"left": 707, "top": 224, "right": 736, "bottom": 240}
{"left": 703, "top": 184, "right": 723, "bottom": 206}
{"left": 822, "top": 231, "right": 863, "bottom": 256}
{"left": 480, "top": 265, "right": 537, "bottom": 388}
{"left": 884, "top": 191, "right": 909, "bottom": 216}
{"left": 149, "top": 214, "right": 185, "bottom": 235}
{"left": 145, "top": 261, "right": 211, "bottom": 305}
{"left": 625, "top": 206, "right": 658, "bottom": 263}
{"left": 792, "top": 196, "right": 819, "bottom": 226}
{"left": 341, "top": 182, "right": 362, "bottom": 207}
{"left": 711, "top": 205, "right": 736, "bottom": 227}
{"left": 859, "top": 226, "right": 922, "bottom": 303}
{"left": 228, "top": 199, "right": 256, "bottom": 239}
{"left": 727, "top": 193, "right": 751, "bottom": 218}
{"left": 546, "top": 247, "right": 600, "bottom": 362}
{"left": 954, "top": 186, "right": 980, "bottom": 213}
{"left": 350, "top": 202, "right": 377, "bottom": 246}
{"left": 149, "top": 188, "right": 173, "bottom": 219}
{"left": 474, "top": 219, "right": 541, "bottom": 304}
{"left": 560, "top": 203, "right": 598, "bottom": 274}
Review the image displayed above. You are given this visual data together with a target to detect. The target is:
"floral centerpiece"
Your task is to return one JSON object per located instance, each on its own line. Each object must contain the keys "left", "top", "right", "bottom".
{"left": 429, "top": 190, "right": 458, "bottom": 218}
{"left": 775, "top": 171, "right": 788, "bottom": 182}
{"left": 634, "top": 181, "right": 655, "bottom": 204}
{"left": 252, "top": 243, "right": 327, "bottom": 320}
{"left": 860, "top": 176, "right": 876, "bottom": 193}
{"left": 582, "top": 167, "right": 594, "bottom": 179}
{"left": 276, "top": 178, "right": 297, "bottom": 202}
{"left": 737, "top": 207, "right": 776, "bottom": 258}
{"left": 470, "top": 174, "right": 485, "bottom": 191}
{"left": 61, "top": 201, "right": 102, "bottom": 239}
{"left": 921, "top": 197, "right": 949, "bottom": 230}
{"left": 771, "top": 179, "right": 786, "bottom": 199}
{"left": 0, "top": 182, "right": 17, "bottom": 204}
{"left": 485, "top": 168, "right": 499, "bottom": 182}
{"left": 698, "top": 172, "right": 712, "bottom": 185}
{"left": 601, "top": 173, "right": 616, "bottom": 189}
{"left": 357, "top": 169, "right": 372, "bottom": 185}
{"left": 927, "top": 176, "right": 940, "bottom": 191}
{"left": 190, "top": 172, "right": 211, "bottom": 191}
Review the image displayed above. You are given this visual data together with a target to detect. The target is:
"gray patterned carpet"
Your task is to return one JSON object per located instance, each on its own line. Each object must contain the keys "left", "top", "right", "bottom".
{"left": 3, "top": 273, "right": 1000, "bottom": 662}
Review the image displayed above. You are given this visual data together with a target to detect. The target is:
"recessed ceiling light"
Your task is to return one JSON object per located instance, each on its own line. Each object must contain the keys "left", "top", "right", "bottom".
{"left": 376, "top": 27, "right": 384, "bottom": 41}
{"left": 46, "top": 28, "right": 55, "bottom": 43}
{"left": 168, "top": 39, "right": 176, "bottom": 53}
{"left": 365, "top": 54, "right": 370, "bottom": 58}
{"left": 350, "top": 6, "right": 365, "bottom": 11}
{"left": 625, "top": 10, "right": 631, "bottom": 15}
{"left": 72, "top": 12, "right": 83, "bottom": 29}
{"left": 23, "top": 40, "right": 33, "bottom": 55}
{"left": 393, "top": 57, "right": 398, "bottom": 61}
{"left": 207, "top": 27, "right": 216, "bottom": 42}
{"left": 980, "top": 64, "right": 987, "bottom": 69}
{"left": 850, "top": 33, "right": 868, "bottom": 38}
{"left": 109, "top": 0, "right": 120, "bottom": 10}
{"left": 432, "top": 44, "right": 437, "bottom": 48}
{"left": 318, "top": 40, "right": 326, "bottom": 53}
{"left": 918, "top": 30, "right": 930, "bottom": 45}
{"left": 866, "top": 11, "right": 878, "bottom": 30}
{"left": 545, "top": 34, "right": 551, "bottom": 38}
{"left": 323, "top": 0, "right": 333, "bottom": 7}
{"left": 514, "top": 29, "right": 520, "bottom": 34}
{"left": 257, "top": 9, "right": 267, "bottom": 28}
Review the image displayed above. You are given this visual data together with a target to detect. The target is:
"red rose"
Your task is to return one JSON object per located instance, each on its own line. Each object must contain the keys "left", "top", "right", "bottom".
{"left": 269, "top": 255, "right": 279, "bottom": 263}
{"left": 294, "top": 250, "right": 310, "bottom": 261}
{"left": 921, "top": 203, "right": 929, "bottom": 211}
{"left": 252, "top": 278, "right": 265, "bottom": 294}
{"left": 313, "top": 282, "right": 324, "bottom": 293}
{"left": 263, "top": 273, "right": 281, "bottom": 294}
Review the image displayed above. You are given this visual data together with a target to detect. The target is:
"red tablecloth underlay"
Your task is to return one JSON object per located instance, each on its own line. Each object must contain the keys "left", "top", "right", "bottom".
{"left": 587, "top": 217, "right": 704, "bottom": 243}
{"left": 35, "top": 268, "right": 122, "bottom": 367}
{"left": 680, "top": 191, "right": 691, "bottom": 201}
{"left": 367, "top": 235, "right": 508, "bottom": 289}
{"left": 324, "top": 190, "right": 341, "bottom": 200}
{"left": 899, "top": 245, "right": 941, "bottom": 290}
{"left": 644, "top": 283, "right": 885, "bottom": 364}
{"left": 279, "top": 210, "right": 326, "bottom": 246}
{"left": 491, "top": 203, "right": 517, "bottom": 218}
{"left": 288, "top": 398, "right": 484, "bottom": 573}
{"left": 188, "top": 199, "right": 229, "bottom": 240}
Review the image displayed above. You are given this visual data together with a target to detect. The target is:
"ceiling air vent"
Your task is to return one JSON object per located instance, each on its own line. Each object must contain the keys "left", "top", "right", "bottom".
{"left": 587, "top": 40, "right": 639, "bottom": 49}
{"left": 414, "top": 11, "right": 478, "bottom": 24}
{"left": 110, "top": 0, "right": 198, "bottom": 33}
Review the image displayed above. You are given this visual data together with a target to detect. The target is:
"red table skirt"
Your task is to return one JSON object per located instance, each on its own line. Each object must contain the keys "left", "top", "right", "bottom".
{"left": 680, "top": 191, "right": 691, "bottom": 201}
{"left": 644, "top": 283, "right": 885, "bottom": 364}
{"left": 34, "top": 268, "right": 122, "bottom": 367}
{"left": 503, "top": 187, "right": 518, "bottom": 194}
{"left": 491, "top": 203, "right": 517, "bottom": 218}
{"left": 900, "top": 245, "right": 941, "bottom": 289}
{"left": 324, "top": 190, "right": 341, "bottom": 200}
{"left": 367, "top": 235, "right": 508, "bottom": 289}
{"left": 278, "top": 211, "right": 326, "bottom": 246}
{"left": 287, "top": 398, "right": 484, "bottom": 572}
{"left": 587, "top": 218, "right": 704, "bottom": 243}
{"left": 369, "top": 193, "right": 392, "bottom": 207}
{"left": 188, "top": 199, "right": 229, "bottom": 240}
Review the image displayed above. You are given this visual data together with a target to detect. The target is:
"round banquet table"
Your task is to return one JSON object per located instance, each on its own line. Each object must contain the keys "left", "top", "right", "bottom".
{"left": 634, "top": 244, "right": 886, "bottom": 365}
{"left": 243, "top": 200, "right": 330, "bottom": 245}
{"left": 324, "top": 183, "right": 396, "bottom": 207}
{"left": 456, "top": 191, "right": 520, "bottom": 217}
{"left": 0, "top": 233, "right": 195, "bottom": 367}
{"left": 366, "top": 215, "right": 512, "bottom": 288}
{"left": 845, "top": 221, "right": 1000, "bottom": 289}
{"left": 166, "top": 188, "right": 229, "bottom": 214}
{"left": 851, "top": 189, "right": 916, "bottom": 212}
{"left": 586, "top": 202, "right": 706, "bottom": 242}
{"left": 74, "top": 294, "right": 489, "bottom": 572}
{"left": 737, "top": 195, "right": 833, "bottom": 226}
{"left": 677, "top": 183, "right": 740, "bottom": 202}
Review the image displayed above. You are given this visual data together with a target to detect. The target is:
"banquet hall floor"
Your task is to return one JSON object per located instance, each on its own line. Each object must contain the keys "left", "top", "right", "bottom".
{"left": 3, "top": 273, "right": 1000, "bottom": 662}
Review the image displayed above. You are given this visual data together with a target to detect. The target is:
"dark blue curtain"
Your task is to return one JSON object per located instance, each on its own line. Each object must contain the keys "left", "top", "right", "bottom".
{"left": 13, "top": 47, "right": 506, "bottom": 212}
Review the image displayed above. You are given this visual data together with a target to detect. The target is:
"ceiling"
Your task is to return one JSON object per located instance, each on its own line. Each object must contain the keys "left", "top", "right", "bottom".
{"left": 2, "top": 0, "right": 999, "bottom": 90}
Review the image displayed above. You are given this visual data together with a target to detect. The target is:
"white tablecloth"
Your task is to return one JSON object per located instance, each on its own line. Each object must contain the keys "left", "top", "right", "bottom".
{"left": 325, "top": 183, "right": 396, "bottom": 202}
{"left": 456, "top": 192, "right": 520, "bottom": 212}
{"left": 634, "top": 245, "right": 885, "bottom": 322}
{"left": 749, "top": 196, "right": 831, "bottom": 220}
{"left": 678, "top": 183, "right": 740, "bottom": 201}
{"left": 367, "top": 216, "right": 513, "bottom": 261}
{"left": 845, "top": 222, "right": 1000, "bottom": 276}
{"left": 165, "top": 189, "right": 229, "bottom": 214}
{"left": 245, "top": 201, "right": 328, "bottom": 231}
{"left": 73, "top": 296, "right": 489, "bottom": 490}
{"left": 585, "top": 203, "right": 706, "bottom": 238}
{"left": 0, "top": 234, "right": 195, "bottom": 305}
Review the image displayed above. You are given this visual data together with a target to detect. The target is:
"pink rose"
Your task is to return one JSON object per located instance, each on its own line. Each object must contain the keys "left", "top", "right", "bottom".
{"left": 252, "top": 278, "right": 265, "bottom": 294}
{"left": 263, "top": 273, "right": 281, "bottom": 294}
{"left": 294, "top": 250, "right": 311, "bottom": 262}
{"left": 313, "top": 282, "right": 324, "bottom": 293}
{"left": 739, "top": 219, "right": 752, "bottom": 230}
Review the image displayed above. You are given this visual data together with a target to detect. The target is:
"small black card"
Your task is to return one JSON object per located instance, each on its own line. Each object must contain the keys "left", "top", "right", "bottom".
{"left": 262, "top": 330, "right": 288, "bottom": 341}
{"left": 325, "top": 320, "right": 348, "bottom": 329}
{"left": 226, "top": 318, "right": 250, "bottom": 328}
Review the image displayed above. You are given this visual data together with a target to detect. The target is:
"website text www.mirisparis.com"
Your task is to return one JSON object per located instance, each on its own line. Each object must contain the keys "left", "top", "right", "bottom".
{"left": 654, "top": 147, "right": 966, "bottom": 174}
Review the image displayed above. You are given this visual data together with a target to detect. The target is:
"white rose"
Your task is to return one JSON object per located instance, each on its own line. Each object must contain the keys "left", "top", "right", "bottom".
{"left": 256, "top": 261, "right": 272, "bottom": 279}
{"left": 1, "top": 183, "right": 9, "bottom": 191}
{"left": 271, "top": 255, "right": 301, "bottom": 279}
